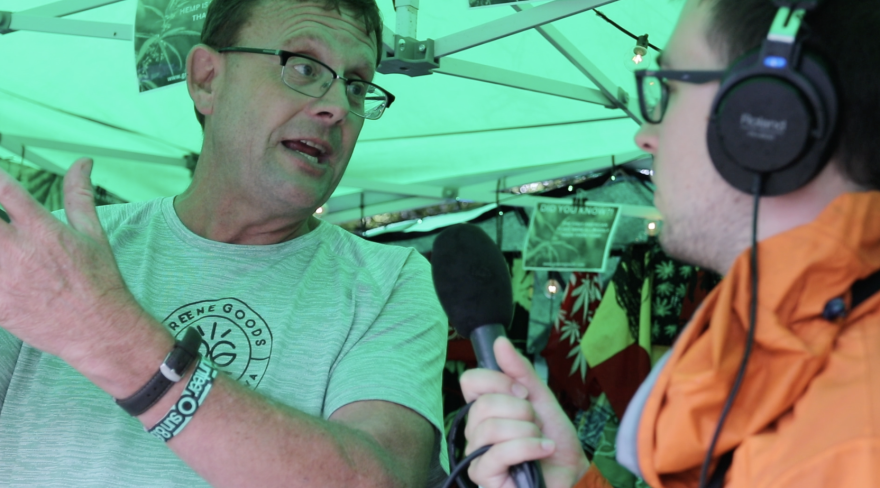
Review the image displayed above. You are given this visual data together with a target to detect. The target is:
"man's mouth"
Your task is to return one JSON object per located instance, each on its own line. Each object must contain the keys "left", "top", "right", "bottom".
{"left": 282, "top": 139, "right": 329, "bottom": 165}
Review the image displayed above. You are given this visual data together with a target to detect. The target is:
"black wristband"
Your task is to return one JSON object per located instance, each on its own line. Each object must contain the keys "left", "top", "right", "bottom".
{"left": 115, "top": 327, "right": 202, "bottom": 416}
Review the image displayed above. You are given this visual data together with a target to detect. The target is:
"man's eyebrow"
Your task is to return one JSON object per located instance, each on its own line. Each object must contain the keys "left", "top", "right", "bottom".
{"left": 283, "top": 37, "right": 374, "bottom": 78}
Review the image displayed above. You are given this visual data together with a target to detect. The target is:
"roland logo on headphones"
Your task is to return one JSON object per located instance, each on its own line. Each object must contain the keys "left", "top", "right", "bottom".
{"left": 740, "top": 113, "right": 788, "bottom": 141}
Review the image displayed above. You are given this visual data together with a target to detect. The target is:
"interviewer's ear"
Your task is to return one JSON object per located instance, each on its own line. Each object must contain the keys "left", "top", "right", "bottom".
{"left": 187, "top": 44, "right": 222, "bottom": 119}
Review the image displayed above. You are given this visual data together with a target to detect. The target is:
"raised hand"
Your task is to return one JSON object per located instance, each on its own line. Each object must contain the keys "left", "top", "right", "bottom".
{"left": 460, "top": 336, "right": 590, "bottom": 488}
{"left": 0, "top": 158, "right": 147, "bottom": 369}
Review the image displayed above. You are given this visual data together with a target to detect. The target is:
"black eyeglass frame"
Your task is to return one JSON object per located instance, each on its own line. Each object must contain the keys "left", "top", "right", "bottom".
{"left": 217, "top": 47, "right": 396, "bottom": 120}
{"left": 635, "top": 69, "right": 726, "bottom": 124}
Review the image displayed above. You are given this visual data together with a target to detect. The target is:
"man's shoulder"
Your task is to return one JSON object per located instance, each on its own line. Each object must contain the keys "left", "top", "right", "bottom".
{"left": 94, "top": 198, "right": 165, "bottom": 231}
{"left": 318, "top": 221, "right": 422, "bottom": 264}
{"left": 50, "top": 198, "right": 163, "bottom": 229}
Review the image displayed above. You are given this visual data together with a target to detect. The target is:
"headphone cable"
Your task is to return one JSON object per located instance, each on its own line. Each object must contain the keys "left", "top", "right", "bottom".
{"left": 697, "top": 173, "right": 763, "bottom": 488}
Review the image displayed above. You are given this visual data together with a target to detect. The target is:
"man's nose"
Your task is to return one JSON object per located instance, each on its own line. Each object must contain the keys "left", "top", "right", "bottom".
{"left": 634, "top": 122, "right": 659, "bottom": 154}
{"left": 308, "top": 79, "right": 351, "bottom": 123}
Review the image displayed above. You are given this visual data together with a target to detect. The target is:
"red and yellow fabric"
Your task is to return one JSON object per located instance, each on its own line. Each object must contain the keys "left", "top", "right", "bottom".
{"left": 543, "top": 272, "right": 604, "bottom": 420}
{"left": 580, "top": 241, "right": 719, "bottom": 420}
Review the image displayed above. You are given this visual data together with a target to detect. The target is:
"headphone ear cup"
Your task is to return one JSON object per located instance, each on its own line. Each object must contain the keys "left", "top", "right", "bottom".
{"left": 707, "top": 51, "right": 839, "bottom": 196}
{"left": 716, "top": 77, "right": 813, "bottom": 172}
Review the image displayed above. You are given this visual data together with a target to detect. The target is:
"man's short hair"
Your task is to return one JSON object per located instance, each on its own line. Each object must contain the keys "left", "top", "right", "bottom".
{"left": 194, "top": 0, "right": 383, "bottom": 129}
{"left": 701, "top": 0, "right": 880, "bottom": 190}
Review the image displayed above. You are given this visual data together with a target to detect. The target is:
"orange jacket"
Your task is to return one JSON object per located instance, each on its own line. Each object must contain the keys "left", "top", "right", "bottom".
{"left": 626, "top": 191, "right": 880, "bottom": 488}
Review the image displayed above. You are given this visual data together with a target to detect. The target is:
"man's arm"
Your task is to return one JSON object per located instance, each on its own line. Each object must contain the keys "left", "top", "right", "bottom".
{"left": 151, "top": 368, "right": 435, "bottom": 487}
{"left": 0, "top": 160, "right": 438, "bottom": 487}
{"left": 71, "top": 311, "right": 435, "bottom": 488}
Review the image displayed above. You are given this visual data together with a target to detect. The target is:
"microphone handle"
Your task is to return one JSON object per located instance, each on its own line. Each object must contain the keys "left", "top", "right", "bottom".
{"left": 470, "top": 325, "right": 546, "bottom": 488}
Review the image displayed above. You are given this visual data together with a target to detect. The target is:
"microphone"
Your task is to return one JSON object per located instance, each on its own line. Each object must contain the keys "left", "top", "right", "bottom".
{"left": 432, "top": 223, "right": 513, "bottom": 370}
{"left": 431, "top": 223, "right": 544, "bottom": 488}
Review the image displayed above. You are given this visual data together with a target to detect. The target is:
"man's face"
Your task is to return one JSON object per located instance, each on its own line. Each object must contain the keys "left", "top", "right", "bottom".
{"left": 634, "top": 0, "right": 752, "bottom": 272}
{"left": 206, "top": 1, "right": 378, "bottom": 214}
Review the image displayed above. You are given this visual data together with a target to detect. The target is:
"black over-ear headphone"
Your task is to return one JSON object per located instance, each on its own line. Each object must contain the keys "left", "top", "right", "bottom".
{"left": 706, "top": 0, "right": 838, "bottom": 196}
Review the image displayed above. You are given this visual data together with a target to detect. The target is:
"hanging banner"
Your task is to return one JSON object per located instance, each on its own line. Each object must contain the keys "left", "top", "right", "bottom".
{"left": 523, "top": 202, "right": 621, "bottom": 272}
{"left": 467, "top": 0, "right": 545, "bottom": 8}
{"left": 135, "top": 0, "right": 213, "bottom": 92}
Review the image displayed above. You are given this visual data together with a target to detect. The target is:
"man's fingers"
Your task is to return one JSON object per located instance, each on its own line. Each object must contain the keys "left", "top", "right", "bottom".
{"left": 460, "top": 367, "right": 522, "bottom": 403}
{"left": 465, "top": 393, "right": 539, "bottom": 441}
{"left": 63, "top": 158, "right": 103, "bottom": 238}
{"left": 467, "top": 438, "right": 555, "bottom": 488}
{"left": 0, "top": 165, "right": 49, "bottom": 227}
{"left": 465, "top": 417, "right": 543, "bottom": 456}
{"left": 494, "top": 336, "right": 557, "bottom": 406}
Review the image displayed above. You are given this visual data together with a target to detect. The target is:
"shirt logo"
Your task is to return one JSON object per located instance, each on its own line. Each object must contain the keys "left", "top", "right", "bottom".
{"left": 163, "top": 298, "right": 273, "bottom": 389}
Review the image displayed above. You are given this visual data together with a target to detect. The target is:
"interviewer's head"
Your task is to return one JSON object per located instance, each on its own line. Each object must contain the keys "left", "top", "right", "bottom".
{"left": 635, "top": 0, "right": 879, "bottom": 272}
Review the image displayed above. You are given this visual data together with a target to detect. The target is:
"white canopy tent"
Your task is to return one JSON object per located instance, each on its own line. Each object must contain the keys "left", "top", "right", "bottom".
{"left": 0, "top": 0, "right": 680, "bottom": 223}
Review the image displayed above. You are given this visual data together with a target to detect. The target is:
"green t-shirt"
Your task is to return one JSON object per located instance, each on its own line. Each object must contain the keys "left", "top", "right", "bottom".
{"left": 0, "top": 197, "right": 449, "bottom": 486}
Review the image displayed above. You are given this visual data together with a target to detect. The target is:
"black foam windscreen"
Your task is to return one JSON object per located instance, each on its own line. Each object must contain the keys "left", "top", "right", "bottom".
{"left": 431, "top": 224, "right": 513, "bottom": 339}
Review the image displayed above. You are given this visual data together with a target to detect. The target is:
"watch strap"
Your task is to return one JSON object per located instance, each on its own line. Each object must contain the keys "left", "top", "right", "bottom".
{"left": 116, "top": 327, "right": 202, "bottom": 416}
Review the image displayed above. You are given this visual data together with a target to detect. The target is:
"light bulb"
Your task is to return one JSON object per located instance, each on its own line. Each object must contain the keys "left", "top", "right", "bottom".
{"left": 544, "top": 278, "right": 561, "bottom": 299}
{"left": 623, "top": 34, "right": 653, "bottom": 72}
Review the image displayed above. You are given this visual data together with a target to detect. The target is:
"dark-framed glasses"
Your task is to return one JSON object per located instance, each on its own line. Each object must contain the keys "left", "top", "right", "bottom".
{"left": 635, "top": 69, "right": 726, "bottom": 124}
{"left": 218, "top": 47, "right": 395, "bottom": 120}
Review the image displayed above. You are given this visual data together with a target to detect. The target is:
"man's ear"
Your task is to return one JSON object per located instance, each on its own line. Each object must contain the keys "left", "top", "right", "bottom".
{"left": 187, "top": 44, "right": 221, "bottom": 119}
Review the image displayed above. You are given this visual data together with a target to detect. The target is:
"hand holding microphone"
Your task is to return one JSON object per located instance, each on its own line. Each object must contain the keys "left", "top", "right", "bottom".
{"left": 460, "top": 336, "right": 591, "bottom": 488}
{"left": 432, "top": 224, "right": 588, "bottom": 488}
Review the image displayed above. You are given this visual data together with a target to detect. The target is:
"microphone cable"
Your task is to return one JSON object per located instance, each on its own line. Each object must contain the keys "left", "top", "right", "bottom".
{"left": 698, "top": 174, "right": 764, "bottom": 488}
{"left": 442, "top": 401, "right": 544, "bottom": 488}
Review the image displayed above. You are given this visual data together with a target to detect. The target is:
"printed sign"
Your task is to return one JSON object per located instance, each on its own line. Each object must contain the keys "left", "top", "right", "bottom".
{"left": 523, "top": 203, "right": 621, "bottom": 272}
{"left": 135, "top": 0, "right": 213, "bottom": 92}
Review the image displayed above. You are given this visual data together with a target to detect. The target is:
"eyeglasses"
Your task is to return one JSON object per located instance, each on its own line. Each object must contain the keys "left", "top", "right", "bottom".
{"left": 218, "top": 47, "right": 396, "bottom": 120}
{"left": 635, "top": 69, "right": 726, "bottom": 124}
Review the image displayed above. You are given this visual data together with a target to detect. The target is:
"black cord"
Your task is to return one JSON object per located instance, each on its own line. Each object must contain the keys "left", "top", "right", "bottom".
{"left": 698, "top": 174, "right": 764, "bottom": 488}
{"left": 448, "top": 402, "right": 476, "bottom": 488}
{"left": 594, "top": 10, "right": 662, "bottom": 51}
{"left": 444, "top": 401, "right": 545, "bottom": 488}
{"left": 441, "top": 445, "right": 492, "bottom": 488}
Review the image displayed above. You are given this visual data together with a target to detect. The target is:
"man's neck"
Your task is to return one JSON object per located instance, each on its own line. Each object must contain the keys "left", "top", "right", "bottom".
{"left": 718, "top": 163, "right": 865, "bottom": 273}
{"left": 173, "top": 189, "right": 316, "bottom": 245}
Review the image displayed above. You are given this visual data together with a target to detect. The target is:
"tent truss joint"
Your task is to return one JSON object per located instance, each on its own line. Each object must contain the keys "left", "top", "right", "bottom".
{"left": 0, "top": 11, "right": 11, "bottom": 34}
{"left": 377, "top": 36, "right": 439, "bottom": 77}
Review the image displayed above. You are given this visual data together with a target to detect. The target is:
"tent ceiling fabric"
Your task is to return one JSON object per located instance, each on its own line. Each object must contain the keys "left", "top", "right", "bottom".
{"left": 0, "top": 0, "right": 681, "bottom": 219}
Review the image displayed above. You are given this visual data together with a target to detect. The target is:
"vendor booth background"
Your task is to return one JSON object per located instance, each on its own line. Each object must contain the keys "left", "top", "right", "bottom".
{"left": 0, "top": 1, "right": 719, "bottom": 486}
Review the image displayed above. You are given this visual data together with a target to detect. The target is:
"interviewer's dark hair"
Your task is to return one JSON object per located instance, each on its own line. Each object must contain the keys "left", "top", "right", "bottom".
{"left": 701, "top": 0, "right": 880, "bottom": 190}
{"left": 194, "top": 0, "right": 382, "bottom": 129}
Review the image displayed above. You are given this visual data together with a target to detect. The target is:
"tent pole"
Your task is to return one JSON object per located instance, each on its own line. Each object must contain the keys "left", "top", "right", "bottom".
{"left": 1, "top": 0, "right": 129, "bottom": 39}
{"left": 432, "top": 0, "right": 617, "bottom": 58}
{"left": 433, "top": 58, "right": 614, "bottom": 107}
{"left": 512, "top": 3, "right": 642, "bottom": 123}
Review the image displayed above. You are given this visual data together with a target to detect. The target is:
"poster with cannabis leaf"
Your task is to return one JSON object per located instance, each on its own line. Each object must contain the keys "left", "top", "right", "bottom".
{"left": 135, "top": 0, "right": 212, "bottom": 92}
{"left": 523, "top": 202, "right": 620, "bottom": 272}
